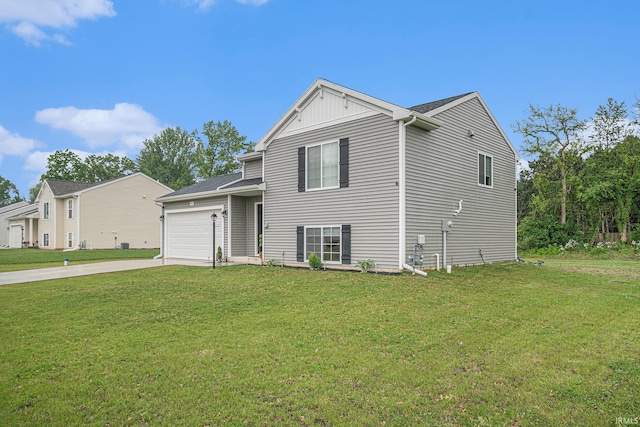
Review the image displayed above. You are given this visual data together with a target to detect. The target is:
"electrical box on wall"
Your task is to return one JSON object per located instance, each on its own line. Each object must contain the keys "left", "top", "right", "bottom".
{"left": 417, "top": 235, "right": 426, "bottom": 245}
{"left": 442, "top": 220, "right": 453, "bottom": 232}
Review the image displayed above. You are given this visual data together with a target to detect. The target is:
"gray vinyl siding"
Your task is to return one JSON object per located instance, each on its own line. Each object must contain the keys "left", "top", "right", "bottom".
{"left": 163, "top": 196, "right": 229, "bottom": 256}
{"left": 405, "top": 97, "right": 516, "bottom": 268}
{"left": 230, "top": 196, "right": 247, "bottom": 256}
{"left": 263, "top": 113, "right": 400, "bottom": 269}
{"left": 244, "top": 158, "right": 263, "bottom": 180}
{"left": 229, "top": 195, "right": 262, "bottom": 257}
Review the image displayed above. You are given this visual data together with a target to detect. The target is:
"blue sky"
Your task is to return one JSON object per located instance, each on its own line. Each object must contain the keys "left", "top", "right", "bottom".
{"left": 0, "top": 0, "right": 638, "bottom": 197}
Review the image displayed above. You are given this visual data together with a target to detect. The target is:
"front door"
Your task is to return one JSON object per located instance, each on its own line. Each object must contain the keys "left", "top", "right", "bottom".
{"left": 255, "top": 202, "right": 263, "bottom": 255}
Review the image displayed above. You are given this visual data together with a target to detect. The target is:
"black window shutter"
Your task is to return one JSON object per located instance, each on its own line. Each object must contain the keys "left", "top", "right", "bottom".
{"left": 296, "top": 226, "right": 305, "bottom": 262}
{"left": 341, "top": 224, "right": 351, "bottom": 264}
{"left": 339, "top": 138, "right": 349, "bottom": 188}
{"left": 298, "top": 147, "right": 306, "bottom": 192}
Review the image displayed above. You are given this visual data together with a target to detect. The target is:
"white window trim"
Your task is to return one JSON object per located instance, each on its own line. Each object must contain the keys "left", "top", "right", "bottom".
{"left": 478, "top": 151, "right": 494, "bottom": 188}
{"left": 67, "top": 199, "right": 73, "bottom": 219}
{"left": 306, "top": 139, "right": 340, "bottom": 192}
{"left": 43, "top": 202, "right": 50, "bottom": 220}
{"left": 304, "top": 224, "right": 342, "bottom": 264}
{"left": 43, "top": 233, "right": 50, "bottom": 247}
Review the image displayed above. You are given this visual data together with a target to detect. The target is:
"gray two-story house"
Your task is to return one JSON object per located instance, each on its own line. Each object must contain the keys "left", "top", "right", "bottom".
{"left": 156, "top": 79, "right": 518, "bottom": 272}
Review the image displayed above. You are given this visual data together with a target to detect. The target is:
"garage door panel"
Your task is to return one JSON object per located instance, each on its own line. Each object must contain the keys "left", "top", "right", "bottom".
{"left": 166, "top": 210, "right": 222, "bottom": 260}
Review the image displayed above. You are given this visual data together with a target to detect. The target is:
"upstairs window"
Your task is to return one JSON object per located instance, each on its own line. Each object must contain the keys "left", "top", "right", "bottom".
{"left": 478, "top": 152, "right": 493, "bottom": 187}
{"left": 307, "top": 141, "right": 339, "bottom": 190}
{"left": 67, "top": 200, "right": 73, "bottom": 219}
{"left": 43, "top": 202, "right": 50, "bottom": 220}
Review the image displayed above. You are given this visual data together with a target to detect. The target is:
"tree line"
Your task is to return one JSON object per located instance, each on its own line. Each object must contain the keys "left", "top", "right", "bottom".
{"left": 515, "top": 97, "right": 640, "bottom": 250}
{"left": 0, "top": 120, "right": 253, "bottom": 205}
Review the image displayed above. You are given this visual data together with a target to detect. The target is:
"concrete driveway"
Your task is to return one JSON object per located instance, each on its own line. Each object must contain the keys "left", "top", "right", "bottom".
{"left": 0, "top": 258, "right": 213, "bottom": 286}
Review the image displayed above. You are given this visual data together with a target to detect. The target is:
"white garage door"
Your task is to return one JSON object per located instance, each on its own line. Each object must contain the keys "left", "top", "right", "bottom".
{"left": 166, "top": 209, "right": 222, "bottom": 260}
{"left": 10, "top": 225, "right": 22, "bottom": 248}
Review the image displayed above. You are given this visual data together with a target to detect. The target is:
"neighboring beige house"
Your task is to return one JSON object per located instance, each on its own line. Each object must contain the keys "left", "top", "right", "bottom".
{"left": 36, "top": 173, "right": 173, "bottom": 250}
{"left": 1, "top": 201, "right": 33, "bottom": 247}
{"left": 6, "top": 204, "right": 39, "bottom": 248}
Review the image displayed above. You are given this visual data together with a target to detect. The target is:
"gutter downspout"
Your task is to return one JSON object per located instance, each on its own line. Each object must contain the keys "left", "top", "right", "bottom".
{"left": 398, "top": 115, "right": 417, "bottom": 270}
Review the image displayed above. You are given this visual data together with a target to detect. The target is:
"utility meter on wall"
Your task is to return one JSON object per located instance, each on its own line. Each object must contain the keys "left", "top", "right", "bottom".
{"left": 442, "top": 220, "right": 453, "bottom": 232}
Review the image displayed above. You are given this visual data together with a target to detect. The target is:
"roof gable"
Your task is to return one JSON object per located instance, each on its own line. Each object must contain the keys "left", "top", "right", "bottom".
{"left": 420, "top": 92, "right": 518, "bottom": 159}
{"left": 256, "top": 79, "right": 441, "bottom": 150}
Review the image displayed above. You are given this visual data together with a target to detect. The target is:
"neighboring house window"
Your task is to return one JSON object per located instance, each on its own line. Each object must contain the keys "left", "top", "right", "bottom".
{"left": 44, "top": 202, "right": 50, "bottom": 220}
{"left": 43, "top": 233, "right": 50, "bottom": 247}
{"left": 68, "top": 200, "right": 73, "bottom": 219}
{"left": 298, "top": 138, "right": 349, "bottom": 192}
{"left": 478, "top": 152, "right": 493, "bottom": 187}
{"left": 68, "top": 233, "right": 73, "bottom": 248}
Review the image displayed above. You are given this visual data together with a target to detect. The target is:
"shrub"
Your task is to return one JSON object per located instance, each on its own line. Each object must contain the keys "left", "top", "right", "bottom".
{"left": 355, "top": 259, "right": 375, "bottom": 273}
{"left": 308, "top": 253, "right": 322, "bottom": 269}
{"left": 216, "top": 246, "right": 222, "bottom": 262}
{"left": 265, "top": 259, "right": 277, "bottom": 267}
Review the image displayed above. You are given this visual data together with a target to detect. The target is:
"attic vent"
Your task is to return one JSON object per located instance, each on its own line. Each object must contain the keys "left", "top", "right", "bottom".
{"left": 342, "top": 93, "right": 348, "bottom": 109}
{"left": 296, "top": 107, "right": 302, "bottom": 121}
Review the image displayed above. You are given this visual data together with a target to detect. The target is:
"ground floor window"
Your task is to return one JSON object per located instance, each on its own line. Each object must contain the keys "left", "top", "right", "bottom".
{"left": 43, "top": 233, "right": 50, "bottom": 247}
{"left": 306, "top": 226, "right": 341, "bottom": 263}
{"left": 68, "top": 233, "right": 73, "bottom": 248}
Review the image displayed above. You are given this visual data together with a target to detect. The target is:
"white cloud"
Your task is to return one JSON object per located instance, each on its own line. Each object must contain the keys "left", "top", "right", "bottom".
{"left": 0, "top": 0, "right": 115, "bottom": 45}
{"left": 0, "top": 125, "right": 39, "bottom": 165}
{"left": 35, "top": 103, "right": 163, "bottom": 152}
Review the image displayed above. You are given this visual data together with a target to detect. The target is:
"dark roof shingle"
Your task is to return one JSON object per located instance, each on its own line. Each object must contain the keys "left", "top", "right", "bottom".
{"left": 46, "top": 179, "right": 100, "bottom": 196}
{"left": 408, "top": 92, "right": 473, "bottom": 114}
{"left": 160, "top": 173, "right": 243, "bottom": 198}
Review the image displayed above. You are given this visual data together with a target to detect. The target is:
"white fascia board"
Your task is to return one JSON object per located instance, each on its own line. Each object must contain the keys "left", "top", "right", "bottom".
{"left": 155, "top": 183, "right": 266, "bottom": 204}
{"left": 393, "top": 109, "right": 442, "bottom": 130}
{"left": 256, "top": 78, "right": 405, "bottom": 151}
{"left": 422, "top": 92, "right": 519, "bottom": 159}
{"left": 237, "top": 151, "right": 263, "bottom": 161}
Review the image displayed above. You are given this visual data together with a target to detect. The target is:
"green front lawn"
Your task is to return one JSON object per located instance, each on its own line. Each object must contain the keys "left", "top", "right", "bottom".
{"left": 0, "top": 248, "right": 160, "bottom": 272}
{"left": 1, "top": 262, "right": 638, "bottom": 426}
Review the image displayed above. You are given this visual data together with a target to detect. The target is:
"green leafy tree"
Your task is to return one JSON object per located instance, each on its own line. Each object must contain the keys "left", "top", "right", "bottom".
{"left": 28, "top": 182, "right": 42, "bottom": 203}
{"left": 0, "top": 176, "right": 22, "bottom": 206}
{"left": 194, "top": 120, "right": 253, "bottom": 180}
{"left": 136, "top": 127, "right": 196, "bottom": 190}
{"left": 41, "top": 150, "right": 137, "bottom": 184}
{"left": 513, "top": 104, "right": 587, "bottom": 224}
{"left": 41, "top": 149, "right": 88, "bottom": 182}
{"left": 590, "top": 98, "right": 634, "bottom": 150}
{"left": 84, "top": 153, "right": 137, "bottom": 182}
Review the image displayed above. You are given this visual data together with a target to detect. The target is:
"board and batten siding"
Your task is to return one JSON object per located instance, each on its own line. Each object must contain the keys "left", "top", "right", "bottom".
{"left": 263, "top": 113, "right": 400, "bottom": 269}
{"left": 405, "top": 97, "right": 517, "bottom": 268}
{"left": 244, "top": 158, "right": 263, "bottom": 180}
{"left": 162, "top": 195, "right": 229, "bottom": 256}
